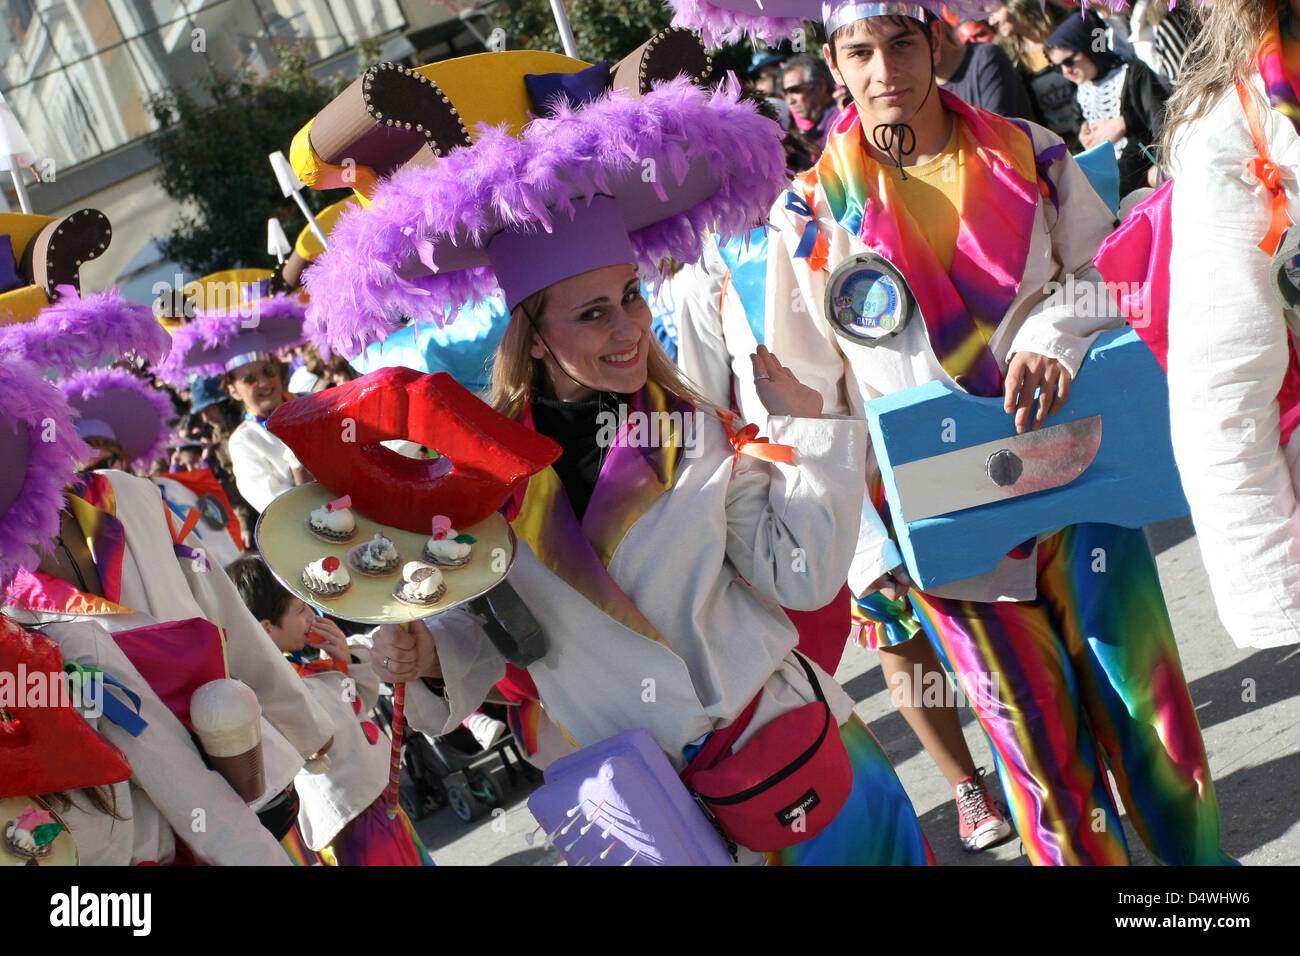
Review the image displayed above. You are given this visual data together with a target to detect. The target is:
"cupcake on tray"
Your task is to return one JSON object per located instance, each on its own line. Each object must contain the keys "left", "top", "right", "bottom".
{"left": 302, "top": 555, "right": 351, "bottom": 599}
{"left": 421, "top": 515, "right": 474, "bottom": 569}
{"left": 306, "top": 494, "right": 358, "bottom": 543}
{"left": 349, "top": 533, "right": 401, "bottom": 576}
{"left": 392, "top": 561, "right": 447, "bottom": 608}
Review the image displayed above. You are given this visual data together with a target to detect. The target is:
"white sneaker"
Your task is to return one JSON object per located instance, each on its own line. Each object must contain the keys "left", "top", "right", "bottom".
{"left": 465, "top": 710, "right": 507, "bottom": 750}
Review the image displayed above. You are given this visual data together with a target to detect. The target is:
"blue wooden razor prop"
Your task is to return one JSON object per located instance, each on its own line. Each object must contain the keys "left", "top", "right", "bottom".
{"left": 864, "top": 328, "right": 1189, "bottom": 590}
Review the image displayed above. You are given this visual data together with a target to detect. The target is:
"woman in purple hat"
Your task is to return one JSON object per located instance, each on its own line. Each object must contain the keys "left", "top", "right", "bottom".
{"left": 306, "top": 47, "right": 931, "bottom": 864}
{"left": 157, "top": 293, "right": 313, "bottom": 513}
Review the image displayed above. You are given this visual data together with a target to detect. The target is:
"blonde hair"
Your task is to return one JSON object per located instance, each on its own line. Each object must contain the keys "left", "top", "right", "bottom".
{"left": 1159, "top": 0, "right": 1281, "bottom": 165}
{"left": 487, "top": 286, "right": 719, "bottom": 418}
{"left": 994, "top": 0, "right": 1073, "bottom": 69}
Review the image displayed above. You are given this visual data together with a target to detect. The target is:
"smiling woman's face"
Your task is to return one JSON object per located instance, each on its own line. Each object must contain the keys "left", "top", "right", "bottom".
{"left": 226, "top": 360, "right": 284, "bottom": 417}
{"left": 526, "top": 263, "right": 652, "bottom": 402}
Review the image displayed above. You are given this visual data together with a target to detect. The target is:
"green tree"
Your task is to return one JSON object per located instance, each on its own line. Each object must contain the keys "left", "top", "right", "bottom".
{"left": 147, "top": 40, "right": 352, "bottom": 276}
{"left": 498, "top": 0, "right": 673, "bottom": 62}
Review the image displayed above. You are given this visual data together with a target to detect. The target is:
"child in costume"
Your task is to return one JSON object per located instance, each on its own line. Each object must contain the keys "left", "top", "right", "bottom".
{"left": 226, "top": 554, "right": 434, "bottom": 865}
{"left": 156, "top": 273, "right": 312, "bottom": 513}
{"left": 301, "top": 40, "right": 931, "bottom": 865}
{"left": 677, "top": 0, "right": 1231, "bottom": 865}
{"left": 1154, "top": 0, "right": 1300, "bottom": 648}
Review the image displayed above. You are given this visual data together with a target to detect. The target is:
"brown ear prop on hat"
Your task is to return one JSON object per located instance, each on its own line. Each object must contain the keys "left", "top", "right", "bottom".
{"left": 611, "top": 27, "right": 713, "bottom": 96}
{"left": 308, "top": 63, "right": 472, "bottom": 189}
{"left": 18, "top": 209, "right": 112, "bottom": 298}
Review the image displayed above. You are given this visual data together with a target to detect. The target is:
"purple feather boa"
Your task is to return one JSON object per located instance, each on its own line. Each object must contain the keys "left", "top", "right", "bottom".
{"left": 668, "top": 0, "right": 1008, "bottom": 46}
{"left": 303, "top": 77, "right": 787, "bottom": 359}
{"left": 0, "top": 287, "right": 171, "bottom": 378}
{"left": 0, "top": 361, "right": 91, "bottom": 592}
{"left": 155, "top": 294, "right": 309, "bottom": 386}
{"left": 60, "top": 367, "right": 176, "bottom": 470}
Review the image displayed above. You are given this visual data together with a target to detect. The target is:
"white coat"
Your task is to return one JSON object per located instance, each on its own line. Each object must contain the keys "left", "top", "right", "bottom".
{"left": 764, "top": 117, "right": 1122, "bottom": 602}
{"left": 4, "top": 470, "right": 334, "bottom": 863}
{"left": 404, "top": 412, "right": 866, "bottom": 770}
{"left": 1166, "top": 74, "right": 1300, "bottom": 648}
{"left": 228, "top": 419, "right": 301, "bottom": 513}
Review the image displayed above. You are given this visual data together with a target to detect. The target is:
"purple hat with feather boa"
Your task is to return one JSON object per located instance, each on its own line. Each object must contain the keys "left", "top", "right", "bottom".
{"left": 302, "top": 68, "right": 786, "bottom": 359}
{"left": 155, "top": 293, "right": 308, "bottom": 387}
{"left": 0, "top": 286, "right": 171, "bottom": 378}
{"left": 61, "top": 367, "right": 176, "bottom": 471}
{"left": 669, "top": 1, "right": 995, "bottom": 47}
{"left": 0, "top": 360, "right": 91, "bottom": 592}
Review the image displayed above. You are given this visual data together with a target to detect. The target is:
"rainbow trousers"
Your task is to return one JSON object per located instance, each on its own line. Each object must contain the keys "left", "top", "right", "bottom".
{"left": 888, "top": 523, "right": 1231, "bottom": 865}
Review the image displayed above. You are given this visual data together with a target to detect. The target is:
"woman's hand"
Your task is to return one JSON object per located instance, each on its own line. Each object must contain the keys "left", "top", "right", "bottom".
{"left": 1091, "top": 117, "right": 1127, "bottom": 144}
{"left": 307, "top": 616, "right": 351, "bottom": 664}
{"left": 751, "top": 345, "right": 824, "bottom": 419}
{"left": 865, "top": 566, "right": 912, "bottom": 601}
{"left": 370, "top": 619, "right": 441, "bottom": 683}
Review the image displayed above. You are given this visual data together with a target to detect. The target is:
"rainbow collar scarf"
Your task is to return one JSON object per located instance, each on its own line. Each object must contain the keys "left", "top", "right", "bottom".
{"left": 504, "top": 382, "right": 693, "bottom": 649}
{"left": 810, "top": 89, "right": 1040, "bottom": 397}
{"left": 1259, "top": 15, "right": 1300, "bottom": 135}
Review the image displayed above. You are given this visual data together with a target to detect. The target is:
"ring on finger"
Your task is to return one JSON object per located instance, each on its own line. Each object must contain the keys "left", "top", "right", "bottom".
{"left": 754, "top": 373, "right": 772, "bottom": 382}
{"left": 383, "top": 657, "right": 391, "bottom": 668}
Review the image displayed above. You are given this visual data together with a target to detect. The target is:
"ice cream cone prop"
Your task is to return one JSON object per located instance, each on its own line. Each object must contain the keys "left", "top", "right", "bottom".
{"left": 190, "top": 678, "right": 266, "bottom": 803}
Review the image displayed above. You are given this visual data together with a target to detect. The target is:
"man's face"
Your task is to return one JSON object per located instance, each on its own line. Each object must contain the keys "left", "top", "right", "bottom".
{"left": 783, "top": 67, "right": 831, "bottom": 121}
{"left": 753, "top": 65, "right": 782, "bottom": 97}
{"left": 826, "top": 18, "right": 939, "bottom": 129}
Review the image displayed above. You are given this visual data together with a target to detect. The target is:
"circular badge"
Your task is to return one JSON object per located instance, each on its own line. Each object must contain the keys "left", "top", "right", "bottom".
{"left": 195, "top": 493, "right": 229, "bottom": 530}
{"left": 1270, "top": 227, "right": 1300, "bottom": 309}
{"left": 823, "top": 252, "right": 914, "bottom": 346}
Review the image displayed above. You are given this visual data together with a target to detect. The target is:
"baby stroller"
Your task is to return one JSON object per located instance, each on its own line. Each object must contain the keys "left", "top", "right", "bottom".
{"left": 373, "top": 693, "right": 542, "bottom": 824}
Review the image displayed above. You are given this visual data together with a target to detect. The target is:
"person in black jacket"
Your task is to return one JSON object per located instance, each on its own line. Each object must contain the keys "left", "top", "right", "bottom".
{"left": 1046, "top": 15, "right": 1170, "bottom": 195}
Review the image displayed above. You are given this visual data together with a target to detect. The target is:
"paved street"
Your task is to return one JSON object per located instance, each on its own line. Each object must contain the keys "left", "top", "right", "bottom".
{"left": 410, "top": 516, "right": 1300, "bottom": 865}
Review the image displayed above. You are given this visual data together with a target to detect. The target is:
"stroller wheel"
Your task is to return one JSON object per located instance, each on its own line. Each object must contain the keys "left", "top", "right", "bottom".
{"left": 446, "top": 779, "right": 488, "bottom": 823}
{"left": 398, "top": 783, "right": 427, "bottom": 822}
{"left": 466, "top": 767, "right": 502, "bottom": 807}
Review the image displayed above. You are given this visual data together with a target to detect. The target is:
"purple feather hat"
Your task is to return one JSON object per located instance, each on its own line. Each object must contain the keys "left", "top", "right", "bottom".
{"left": 60, "top": 367, "right": 177, "bottom": 471}
{"left": 668, "top": 1, "right": 998, "bottom": 47}
{"left": 303, "top": 75, "right": 787, "bottom": 359}
{"left": 0, "top": 286, "right": 171, "bottom": 378}
{"left": 155, "top": 294, "right": 309, "bottom": 387}
{"left": 0, "top": 360, "right": 91, "bottom": 592}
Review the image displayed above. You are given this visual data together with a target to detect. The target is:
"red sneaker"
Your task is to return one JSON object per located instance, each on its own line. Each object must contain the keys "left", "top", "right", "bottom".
{"left": 956, "top": 770, "right": 1013, "bottom": 852}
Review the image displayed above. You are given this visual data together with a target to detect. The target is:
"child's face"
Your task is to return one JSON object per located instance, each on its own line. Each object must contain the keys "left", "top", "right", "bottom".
{"left": 264, "top": 597, "right": 316, "bottom": 653}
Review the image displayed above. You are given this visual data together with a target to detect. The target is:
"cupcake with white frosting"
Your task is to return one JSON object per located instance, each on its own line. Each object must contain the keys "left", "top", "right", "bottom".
{"left": 421, "top": 514, "right": 474, "bottom": 569}
{"left": 302, "top": 555, "right": 351, "bottom": 599}
{"left": 306, "top": 495, "right": 358, "bottom": 543}
{"left": 392, "top": 560, "right": 447, "bottom": 608}
{"left": 348, "top": 532, "right": 401, "bottom": 576}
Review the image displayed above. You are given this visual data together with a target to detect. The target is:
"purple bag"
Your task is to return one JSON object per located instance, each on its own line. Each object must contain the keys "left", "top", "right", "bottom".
{"left": 526, "top": 728, "right": 732, "bottom": 866}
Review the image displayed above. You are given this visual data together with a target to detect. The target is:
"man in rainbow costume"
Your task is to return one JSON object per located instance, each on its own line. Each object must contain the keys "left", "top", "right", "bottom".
{"left": 672, "top": 0, "right": 1234, "bottom": 865}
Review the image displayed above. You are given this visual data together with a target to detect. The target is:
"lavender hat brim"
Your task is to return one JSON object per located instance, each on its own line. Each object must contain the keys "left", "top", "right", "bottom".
{"left": 0, "top": 361, "right": 91, "bottom": 593}
{"left": 60, "top": 367, "right": 177, "bottom": 470}
{"left": 0, "top": 286, "right": 171, "bottom": 378}
{"left": 668, "top": 0, "right": 997, "bottom": 47}
{"left": 156, "top": 294, "right": 309, "bottom": 386}
{"left": 303, "top": 77, "right": 787, "bottom": 359}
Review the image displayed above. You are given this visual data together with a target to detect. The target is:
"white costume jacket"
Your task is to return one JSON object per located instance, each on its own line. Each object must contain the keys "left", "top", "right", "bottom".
{"left": 765, "top": 116, "right": 1121, "bottom": 602}
{"left": 1167, "top": 75, "right": 1300, "bottom": 648}
{"left": 405, "top": 413, "right": 866, "bottom": 769}
{"left": 4, "top": 471, "right": 333, "bottom": 864}
{"left": 228, "top": 419, "right": 301, "bottom": 512}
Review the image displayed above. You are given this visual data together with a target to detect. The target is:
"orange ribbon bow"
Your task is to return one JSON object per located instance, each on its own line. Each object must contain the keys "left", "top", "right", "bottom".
{"left": 720, "top": 411, "right": 797, "bottom": 466}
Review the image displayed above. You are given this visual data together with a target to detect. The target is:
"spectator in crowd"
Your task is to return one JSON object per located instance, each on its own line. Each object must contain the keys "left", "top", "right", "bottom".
{"left": 1125, "top": 0, "right": 1197, "bottom": 85}
{"left": 989, "top": 0, "right": 1083, "bottom": 144}
{"left": 1048, "top": 15, "right": 1170, "bottom": 195}
{"left": 935, "top": 16, "right": 1035, "bottom": 118}
{"left": 748, "top": 50, "right": 785, "bottom": 96}
{"left": 783, "top": 53, "right": 843, "bottom": 147}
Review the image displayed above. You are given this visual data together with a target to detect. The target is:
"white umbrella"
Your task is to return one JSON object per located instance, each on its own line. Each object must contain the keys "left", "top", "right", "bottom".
{"left": 268, "top": 150, "right": 329, "bottom": 249}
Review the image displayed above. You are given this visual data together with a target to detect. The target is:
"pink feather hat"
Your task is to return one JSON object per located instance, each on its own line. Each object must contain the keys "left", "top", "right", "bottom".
{"left": 60, "top": 367, "right": 177, "bottom": 471}
{"left": 302, "top": 72, "right": 787, "bottom": 359}
{"left": 0, "top": 360, "right": 91, "bottom": 592}
{"left": 155, "top": 293, "right": 309, "bottom": 387}
{"left": 0, "top": 286, "right": 171, "bottom": 378}
{"left": 668, "top": 1, "right": 998, "bottom": 47}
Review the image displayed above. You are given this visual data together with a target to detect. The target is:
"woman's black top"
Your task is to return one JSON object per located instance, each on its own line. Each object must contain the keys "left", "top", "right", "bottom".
{"left": 530, "top": 391, "right": 628, "bottom": 522}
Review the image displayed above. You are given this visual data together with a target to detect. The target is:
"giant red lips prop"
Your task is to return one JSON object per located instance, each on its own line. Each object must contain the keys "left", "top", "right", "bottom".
{"left": 267, "top": 367, "right": 561, "bottom": 532}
